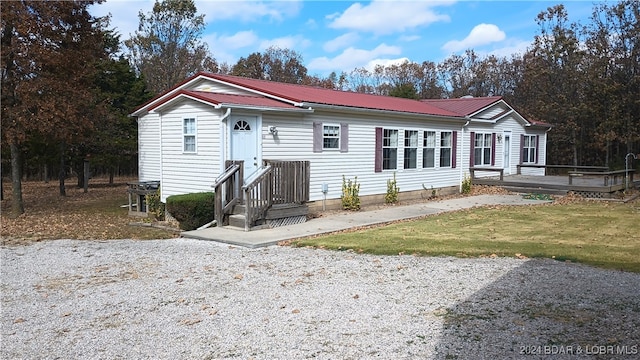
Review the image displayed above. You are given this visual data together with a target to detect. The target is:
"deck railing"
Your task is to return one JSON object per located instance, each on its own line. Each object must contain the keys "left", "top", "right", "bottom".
{"left": 243, "top": 165, "right": 273, "bottom": 231}
{"left": 517, "top": 164, "right": 609, "bottom": 175}
{"left": 265, "top": 159, "right": 310, "bottom": 204}
{"left": 212, "top": 161, "right": 243, "bottom": 226}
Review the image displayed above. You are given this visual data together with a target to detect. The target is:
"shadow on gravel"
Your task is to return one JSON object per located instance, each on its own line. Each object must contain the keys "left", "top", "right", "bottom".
{"left": 435, "top": 259, "right": 640, "bottom": 359}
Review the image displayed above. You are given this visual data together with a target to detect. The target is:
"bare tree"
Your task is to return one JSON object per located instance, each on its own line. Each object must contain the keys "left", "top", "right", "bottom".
{"left": 125, "top": 0, "right": 217, "bottom": 95}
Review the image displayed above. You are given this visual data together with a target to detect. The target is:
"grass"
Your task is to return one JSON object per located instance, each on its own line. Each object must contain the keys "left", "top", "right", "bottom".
{"left": 294, "top": 200, "right": 640, "bottom": 273}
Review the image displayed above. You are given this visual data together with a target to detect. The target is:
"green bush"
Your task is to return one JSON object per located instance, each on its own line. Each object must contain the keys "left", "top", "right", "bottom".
{"left": 166, "top": 192, "right": 215, "bottom": 230}
{"left": 385, "top": 172, "right": 399, "bottom": 204}
{"left": 461, "top": 173, "right": 472, "bottom": 194}
{"left": 341, "top": 175, "right": 361, "bottom": 211}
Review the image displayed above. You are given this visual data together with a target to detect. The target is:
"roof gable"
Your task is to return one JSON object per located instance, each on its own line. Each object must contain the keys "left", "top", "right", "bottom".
{"left": 420, "top": 96, "right": 503, "bottom": 116}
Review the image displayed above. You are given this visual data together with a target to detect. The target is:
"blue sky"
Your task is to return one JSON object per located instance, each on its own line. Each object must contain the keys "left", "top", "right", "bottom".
{"left": 89, "top": 0, "right": 597, "bottom": 77}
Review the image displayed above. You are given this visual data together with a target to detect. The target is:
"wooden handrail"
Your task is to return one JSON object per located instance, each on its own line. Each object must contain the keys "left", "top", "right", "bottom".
{"left": 517, "top": 164, "right": 609, "bottom": 175}
{"left": 568, "top": 169, "right": 635, "bottom": 186}
{"left": 242, "top": 165, "right": 273, "bottom": 231}
{"left": 212, "top": 161, "right": 243, "bottom": 227}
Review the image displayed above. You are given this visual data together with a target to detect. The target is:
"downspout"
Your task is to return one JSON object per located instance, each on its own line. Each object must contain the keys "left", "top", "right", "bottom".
{"left": 460, "top": 117, "right": 471, "bottom": 193}
{"left": 220, "top": 108, "right": 231, "bottom": 174}
{"left": 159, "top": 113, "right": 164, "bottom": 202}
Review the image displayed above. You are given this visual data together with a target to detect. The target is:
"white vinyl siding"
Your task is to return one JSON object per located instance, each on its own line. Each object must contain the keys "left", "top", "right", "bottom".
{"left": 137, "top": 113, "right": 161, "bottom": 182}
{"left": 262, "top": 113, "right": 462, "bottom": 202}
{"left": 158, "top": 102, "right": 221, "bottom": 202}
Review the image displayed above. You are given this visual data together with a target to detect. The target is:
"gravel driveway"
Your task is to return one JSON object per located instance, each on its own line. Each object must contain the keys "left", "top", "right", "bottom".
{"left": 2, "top": 239, "right": 639, "bottom": 359}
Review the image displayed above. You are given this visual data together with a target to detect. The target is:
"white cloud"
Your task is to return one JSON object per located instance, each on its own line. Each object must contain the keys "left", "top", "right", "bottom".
{"left": 328, "top": 0, "right": 453, "bottom": 35}
{"left": 88, "top": 0, "right": 154, "bottom": 40}
{"left": 196, "top": 0, "right": 302, "bottom": 23}
{"left": 210, "top": 31, "right": 259, "bottom": 49}
{"left": 308, "top": 43, "right": 402, "bottom": 73}
{"left": 259, "top": 35, "right": 311, "bottom": 52}
{"left": 483, "top": 40, "right": 532, "bottom": 58}
{"left": 323, "top": 32, "right": 360, "bottom": 53}
{"left": 364, "top": 57, "right": 411, "bottom": 72}
{"left": 442, "top": 23, "right": 506, "bottom": 53}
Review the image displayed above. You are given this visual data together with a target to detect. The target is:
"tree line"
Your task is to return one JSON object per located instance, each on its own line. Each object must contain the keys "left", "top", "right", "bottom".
{"left": 2, "top": 0, "right": 638, "bottom": 216}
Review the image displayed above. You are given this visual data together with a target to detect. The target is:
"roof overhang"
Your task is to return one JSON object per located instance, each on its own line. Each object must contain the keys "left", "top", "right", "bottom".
{"left": 303, "top": 102, "right": 467, "bottom": 122}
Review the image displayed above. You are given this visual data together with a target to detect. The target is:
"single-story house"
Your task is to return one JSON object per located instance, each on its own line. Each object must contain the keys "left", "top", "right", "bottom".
{"left": 131, "top": 72, "right": 550, "bottom": 226}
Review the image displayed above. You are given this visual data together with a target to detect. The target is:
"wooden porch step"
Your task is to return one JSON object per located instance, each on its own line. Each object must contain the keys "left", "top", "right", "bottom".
{"left": 228, "top": 214, "right": 246, "bottom": 228}
{"left": 265, "top": 204, "right": 308, "bottom": 219}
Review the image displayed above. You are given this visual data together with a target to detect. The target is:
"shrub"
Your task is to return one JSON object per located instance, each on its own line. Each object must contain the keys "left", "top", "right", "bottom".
{"left": 166, "top": 192, "right": 215, "bottom": 230}
{"left": 146, "top": 189, "right": 165, "bottom": 221}
{"left": 341, "top": 175, "right": 361, "bottom": 211}
{"left": 461, "top": 173, "right": 472, "bottom": 194}
{"left": 385, "top": 172, "right": 399, "bottom": 204}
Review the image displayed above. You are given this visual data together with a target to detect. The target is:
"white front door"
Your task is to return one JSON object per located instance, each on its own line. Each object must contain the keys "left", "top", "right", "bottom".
{"left": 230, "top": 115, "right": 259, "bottom": 180}
{"left": 503, "top": 131, "right": 511, "bottom": 175}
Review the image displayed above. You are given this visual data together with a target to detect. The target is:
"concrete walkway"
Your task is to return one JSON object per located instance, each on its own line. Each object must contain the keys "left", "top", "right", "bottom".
{"left": 181, "top": 194, "right": 552, "bottom": 248}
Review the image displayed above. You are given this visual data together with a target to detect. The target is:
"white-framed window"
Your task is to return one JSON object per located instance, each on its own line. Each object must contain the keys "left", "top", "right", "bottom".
{"left": 404, "top": 130, "right": 418, "bottom": 169}
{"left": 423, "top": 131, "right": 436, "bottom": 168}
{"left": 183, "top": 117, "right": 196, "bottom": 153}
{"left": 474, "top": 133, "right": 493, "bottom": 166}
{"left": 522, "top": 135, "right": 537, "bottom": 163}
{"left": 440, "top": 131, "right": 452, "bottom": 168}
{"left": 383, "top": 129, "right": 398, "bottom": 170}
{"left": 323, "top": 124, "right": 340, "bottom": 149}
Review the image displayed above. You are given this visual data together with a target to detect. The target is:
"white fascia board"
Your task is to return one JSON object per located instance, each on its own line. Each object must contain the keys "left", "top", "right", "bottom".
{"left": 149, "top": 94, "right": 217, "bottom": 113}
{"left": 209, "top": 78, "right": 304, "bottom": 107}
{"left": 302, "top": 102, "right": 466, "bottom": 122}
{"left": 217, "top": 103, "right": 314, "bottom": 113}
{"left": 130, "top": 74, "right": 213, "bottom": 117}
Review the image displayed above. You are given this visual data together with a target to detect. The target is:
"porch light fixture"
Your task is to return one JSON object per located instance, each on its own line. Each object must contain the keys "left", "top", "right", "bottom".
{"left": 497, "top": 134, "right": 503, "bottom": 144}
{"left": 269, "top": 126, "right": 278, "bottom": 136}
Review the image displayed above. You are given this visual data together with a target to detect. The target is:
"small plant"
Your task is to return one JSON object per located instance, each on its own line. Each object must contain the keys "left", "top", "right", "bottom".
{"left": 461, "top": 173, "right": 472, "bottom": 194}
{"left": 421, "top": 184, "right": 438, "bottom": 199}
{"left": 341, "top": 175, "right": 361, "bottom": 210}
{"left": 146, "top": 189, "right": 165, "bottom": 221}
{"left": 385, "top": 172, "right": 399, "bottom": 204}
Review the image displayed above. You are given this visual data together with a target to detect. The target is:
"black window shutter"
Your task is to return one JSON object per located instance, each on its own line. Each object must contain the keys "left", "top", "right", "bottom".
{"left": 491, "top": 133, "right": 496, "bottom": 166}
{"left": 313, "top": 122, "right": 322, "bottom": 153}
{"left": 469, "top": 131, "right": 475, "bottom": 167}
{"left": 452, "top": 131, "right": 457, "bottom": 168}
{"left": 535, "top": 135, "right": 540, "bottom": 164}
{"left": 340, "top": 123, "right": 349, "bottom": 153}
{"left": 375, "top": 127, "right": 383, "bottom": 172}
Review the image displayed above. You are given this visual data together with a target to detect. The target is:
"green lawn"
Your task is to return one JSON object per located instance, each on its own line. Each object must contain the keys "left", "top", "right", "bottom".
{"left": 294, "top": 200, "right": 640, "bottom": 272}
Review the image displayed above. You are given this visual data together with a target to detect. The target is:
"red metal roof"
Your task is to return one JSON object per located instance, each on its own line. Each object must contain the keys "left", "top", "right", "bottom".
{"left": 184, "top": 91, "right": 300, "bottom": 109}
{"left": 146, "top": 90, "right": 301, "bottom": 112}
{"left": 207, "top": 73, "right": 461, "bottom": 117}
{"left": 420, "top": 96, "right": 503, "bottom": 116}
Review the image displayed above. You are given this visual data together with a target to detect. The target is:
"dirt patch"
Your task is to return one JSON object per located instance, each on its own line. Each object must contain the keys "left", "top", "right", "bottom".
{"left": 1, "top": 178, "right": 177, "bottom": 245}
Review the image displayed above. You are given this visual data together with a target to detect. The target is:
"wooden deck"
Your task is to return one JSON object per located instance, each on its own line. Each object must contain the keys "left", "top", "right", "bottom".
{"left": 472, "top": 173, "right": 635, "bottom": 198}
